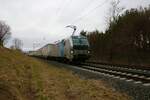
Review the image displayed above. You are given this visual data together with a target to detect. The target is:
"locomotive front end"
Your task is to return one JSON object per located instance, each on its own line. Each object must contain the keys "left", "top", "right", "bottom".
{"left": 70, "top": 35, "right": 90, "bottom": 62}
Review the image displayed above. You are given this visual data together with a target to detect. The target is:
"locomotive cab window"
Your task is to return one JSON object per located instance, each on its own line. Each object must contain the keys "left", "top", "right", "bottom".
{"left": 71, "top": 36, "right": 89, "bottom": 50}
{"left": 72, "top": 36, "right": 89, "bottom": 46}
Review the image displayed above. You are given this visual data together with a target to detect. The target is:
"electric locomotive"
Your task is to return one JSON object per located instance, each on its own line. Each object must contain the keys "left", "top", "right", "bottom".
{"left": 28, "top": 25, "right": 91, "bottom": 62}
{"left": 57, "top": 35, "right": 90, "bottom": 62}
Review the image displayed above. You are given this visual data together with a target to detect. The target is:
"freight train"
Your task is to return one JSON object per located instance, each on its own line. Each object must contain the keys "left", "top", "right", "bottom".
{"left": 28, "top": 35, "right": 91, "bottom": 62}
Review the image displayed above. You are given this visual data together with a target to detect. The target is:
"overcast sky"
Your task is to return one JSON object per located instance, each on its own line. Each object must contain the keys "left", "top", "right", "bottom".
{"left": 0, "top": 0, "right": 149, "bottom": 51}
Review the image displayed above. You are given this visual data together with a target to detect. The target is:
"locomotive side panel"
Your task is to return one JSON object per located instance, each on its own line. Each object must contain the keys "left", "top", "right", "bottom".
{"left": 58, "top": 41, "right": 65, "bottom": 58}
{"left": 64, "top": 39, "right": 73, "bottom": 60}
{"left": 50, "top": 44, "right": 59, "bottom": 57}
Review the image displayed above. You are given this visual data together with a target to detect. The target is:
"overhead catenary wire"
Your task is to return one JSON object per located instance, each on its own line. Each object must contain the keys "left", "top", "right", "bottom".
{"left": 71, "top": 0, "right": 109, "bottom": 24}
{"left": 55, "top": 0, "right": 70, "bottom": 22}
{"left": 55, "top": 0, "right": 65, "bottom": 16}
{"left": 56, "top": 0, "right": 73, "bottom": 20}
{"left": 53, "top": 0, "right": 71, "bottom": 36}
{"left": 56, "top": 0, "right": 97, "bottom": 23}
{"left": 70, "top": 0, "right": 99, "bottom": 23}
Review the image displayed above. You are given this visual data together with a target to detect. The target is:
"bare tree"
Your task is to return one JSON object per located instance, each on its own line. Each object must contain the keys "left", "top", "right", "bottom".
{"left": 12, "top": 38, "right": 23, "bottom": 50}
{"left": 105, "top": 0, "right": 125, "bottom": 61}
{"left": 80, "top": 30, "right": 87, "bottom": 36}
{"left": 0, "top": 21, "right": 11, "bottom": 45}
{"left": 106, "top": 0, "right": 125, "bottom": 27}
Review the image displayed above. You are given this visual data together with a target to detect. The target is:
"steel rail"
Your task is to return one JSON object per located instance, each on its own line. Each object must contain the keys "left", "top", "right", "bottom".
{"left": 86, "top": 61, "right": 150, "bottom": 70}
{"left": 83, "top": 62, "right": 150, "bottom": 77}
{"left": 78, "top": 63, "right": 150, "bottom": 84}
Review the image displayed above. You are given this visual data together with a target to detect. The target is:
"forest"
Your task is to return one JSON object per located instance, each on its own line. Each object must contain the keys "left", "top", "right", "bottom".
{"left": 82, "top": 6, "right": 150, "bottom": 66}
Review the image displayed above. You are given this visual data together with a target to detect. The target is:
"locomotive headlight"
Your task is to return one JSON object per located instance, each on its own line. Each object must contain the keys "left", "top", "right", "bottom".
{"left": 71, "top": 50, "right": 74, "bottom": 54}
{"left": 88, "top": 51, "right": 90, "bottom": 54}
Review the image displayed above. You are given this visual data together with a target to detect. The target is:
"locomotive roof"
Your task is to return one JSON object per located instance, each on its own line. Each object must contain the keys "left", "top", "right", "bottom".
{"left": 37, "top": 43, "right": 56, "bottom": 50}
{"left": 71, "top": 35, "right": 87, "bottom": 38}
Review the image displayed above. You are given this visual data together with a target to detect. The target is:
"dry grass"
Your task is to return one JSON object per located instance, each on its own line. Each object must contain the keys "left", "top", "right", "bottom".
{"left": 0, "top": 46, "right": 131, "bottom": 100}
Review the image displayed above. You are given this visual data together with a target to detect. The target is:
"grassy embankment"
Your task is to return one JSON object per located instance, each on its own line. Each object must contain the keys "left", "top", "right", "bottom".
{"left": 0, "top": 45, "right": 131, "bottom": 100}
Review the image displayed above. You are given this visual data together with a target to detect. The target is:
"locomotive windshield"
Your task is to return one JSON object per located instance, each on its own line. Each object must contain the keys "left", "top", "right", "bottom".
{"left": 72, "top": 38, "right": 89, "bottom": 45}
{"left": 71, "top": 36, "right": 89, "bottom": 49}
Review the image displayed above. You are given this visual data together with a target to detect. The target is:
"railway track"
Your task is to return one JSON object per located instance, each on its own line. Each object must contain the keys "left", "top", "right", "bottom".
{"left": 78, "top": 62, "right": 150, "bottom": 86}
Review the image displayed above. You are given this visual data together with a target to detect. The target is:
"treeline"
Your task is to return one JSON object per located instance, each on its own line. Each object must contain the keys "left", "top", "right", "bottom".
{"left": 83, "top": 6, "right": 150, "bottom": 66}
